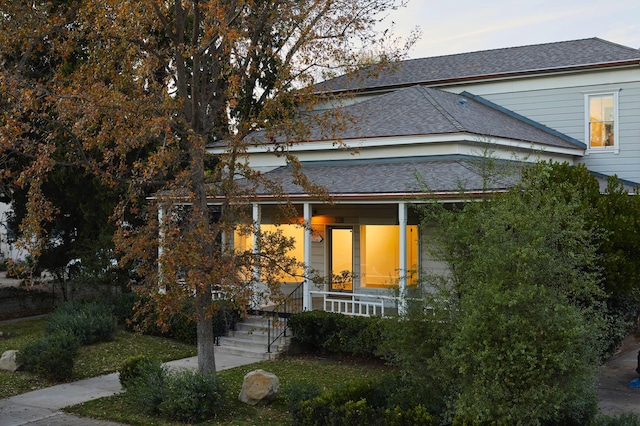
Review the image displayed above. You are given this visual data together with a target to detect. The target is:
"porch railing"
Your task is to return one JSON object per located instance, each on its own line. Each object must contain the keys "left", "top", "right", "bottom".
{"left": 309, "top": 291, "right": 390, "bottom": 317}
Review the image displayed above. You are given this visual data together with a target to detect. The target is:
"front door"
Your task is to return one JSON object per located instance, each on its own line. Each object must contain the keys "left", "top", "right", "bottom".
{"left": 329, "top": 227, "right": 353, "bottom": 291}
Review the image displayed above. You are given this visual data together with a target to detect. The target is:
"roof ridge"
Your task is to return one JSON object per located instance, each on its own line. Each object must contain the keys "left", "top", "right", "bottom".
{"left": 591, "top": 37, "right": 640, "bottom": 53}
{"left": 402, "top": 37, "right": 602, "bottom": 62}
{"left": 415, "top": 86, "right": 466, "bottom": 132}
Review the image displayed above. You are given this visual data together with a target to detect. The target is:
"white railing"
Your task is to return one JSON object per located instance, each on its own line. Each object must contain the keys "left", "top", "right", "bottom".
{"left": 310, "top": 291, "right": 396, "bottom": 317}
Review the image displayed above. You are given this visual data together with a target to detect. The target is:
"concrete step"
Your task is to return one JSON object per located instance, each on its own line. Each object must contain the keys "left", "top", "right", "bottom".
{"left": 214, "top": 344, "right": 273, "bottom": 360}
{"left": 216, "top": 315, "right": 290, "bottom": 360}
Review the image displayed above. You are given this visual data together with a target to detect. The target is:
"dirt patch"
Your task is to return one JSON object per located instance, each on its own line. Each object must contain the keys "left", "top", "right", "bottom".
{"left": 597, "top": 334, "right": 640, "bottom": 417}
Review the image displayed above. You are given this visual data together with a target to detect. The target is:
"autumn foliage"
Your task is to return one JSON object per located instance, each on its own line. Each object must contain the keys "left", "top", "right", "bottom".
{"left": 0, "top": 0, "right": 413, "bottom": 372}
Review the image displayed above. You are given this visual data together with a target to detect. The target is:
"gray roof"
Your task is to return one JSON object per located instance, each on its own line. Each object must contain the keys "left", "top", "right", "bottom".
{"left": 255, "top": 156, "right": 523, "bottom": 198}
{"left": 246, "top": 85, "right": 583, "bottom": 149}
{"left": 315, "top": 38, "right": 640, "bottom": 93}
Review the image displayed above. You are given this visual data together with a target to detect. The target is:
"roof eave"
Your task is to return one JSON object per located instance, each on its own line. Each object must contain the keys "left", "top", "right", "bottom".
{"left": 204, "top": 190, "right": 510, "bottom": 204}
{"left": 315, "top": 60, "right": 640, "bottom": 95}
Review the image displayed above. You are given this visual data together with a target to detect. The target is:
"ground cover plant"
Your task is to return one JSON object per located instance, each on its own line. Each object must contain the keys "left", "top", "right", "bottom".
{"left": 0, "top": 316, "right": 196, "bottom": 399}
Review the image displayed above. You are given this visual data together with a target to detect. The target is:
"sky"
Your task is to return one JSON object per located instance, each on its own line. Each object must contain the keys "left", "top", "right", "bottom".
{"left": 380, "top": 0, "right": 640, "bottom": 59}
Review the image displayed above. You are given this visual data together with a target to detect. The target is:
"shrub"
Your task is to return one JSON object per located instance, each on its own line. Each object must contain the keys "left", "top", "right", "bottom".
{"left": 118, "top": 354, "right": 160, "bottom": 390}
{"left": 289, "top": 376, "right": 437, "bottom": 426}
{"left": 339, "top": 398, "right": 377, "bottom": 425}
{"left": 124, "top": 360, "right": 168, "bottom": 415}
{"left": 288, "top": 311, "right": 385, "bottom": 358}
{"left": 124, "top": 362, "right": 225, "bottom": 423}
{"left": 113, "top": 292, "right": 141, "bottom": 329}
{"left": 295, "top": 381, "right": 387, "bottom": 426}
{"left": 122, "top": 296, "right": 240, "bottom": 344}
{"left": 384, "top": 405, "right": 435, "bottom": 426}
{"left": 283, "top": 382, "right": 322, "bottom": 424}
{"left": 590, "top": 413, "right": 640, "bottom": 426}
{"left": 45, "top": 300, "right": 117, "bottom": 344}
{"left": 18, "top": 332, "right": 79, "bottom": 381}
{"left": 157, "top": 371, "right": 226, "bottom": 423}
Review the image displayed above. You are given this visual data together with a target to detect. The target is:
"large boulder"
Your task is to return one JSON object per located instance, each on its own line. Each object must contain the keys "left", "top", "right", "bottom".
{"left": 238, "top": 369, "right": 279, "bottom": 405}
{"left": 0, "top": 350, "right": 21, "bottom": 372}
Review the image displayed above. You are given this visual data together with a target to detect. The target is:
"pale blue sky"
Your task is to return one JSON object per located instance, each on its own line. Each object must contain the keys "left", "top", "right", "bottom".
{"left": 382, "top": 0, "right": 640, "bottom": 58}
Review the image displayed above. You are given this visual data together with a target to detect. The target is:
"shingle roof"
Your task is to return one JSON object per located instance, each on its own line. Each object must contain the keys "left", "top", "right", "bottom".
{"left": 315, "top": 38, "right": 640, "bottom": 93}
{"left": 255, "top": 156, "right": 523, "bottom": 198}
{"left": 246, "top": 85, "right": 583, "bottom": 149}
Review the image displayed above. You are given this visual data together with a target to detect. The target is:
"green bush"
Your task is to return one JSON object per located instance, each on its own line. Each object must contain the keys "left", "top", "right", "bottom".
{"left": 113, "top": 292, "right": 140, "bottom": 329}
{"left": 384, "top": 405, "right": 435, "bottom": 426}
{"left": 283, "top": 382, "right": 323, "bottom": 424}
{"left": 125, "top": 360, "right": 168, "bottom": 415}
{"left": 45, "top": 300, "right": 117, "bottom": 345}
{"left": 157, "top": 370, "right": 226, "bottom": 423}
{"left": 288, "top": 311, "right": 385, "bottom": 358}
{"left": 118, "top": 354, "right": 161, "bottom": 390}
{"left": 287, "top": 376, "right": 436, "bottom": 426}
{"left": 122, "top": 296, "right": 240, "bottom": 344}
{"left": 124, "top": 361, "right": 225, "bottom": 423}
{"left": 18, "top": 332, "right": 79, "bottom": 381}
{"left": 295, "top": 381, "right": 388, "bottom": 426}
{"left": 590, "top": 413, "right": 640, "bottom": 426}
{"left": 339, "top": 398, "right": 377, "bottom": 425}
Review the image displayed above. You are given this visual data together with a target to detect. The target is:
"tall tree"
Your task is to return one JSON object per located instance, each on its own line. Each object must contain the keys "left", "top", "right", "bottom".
{"left": 0, "top": 0, "right": 413, "bottom": 373}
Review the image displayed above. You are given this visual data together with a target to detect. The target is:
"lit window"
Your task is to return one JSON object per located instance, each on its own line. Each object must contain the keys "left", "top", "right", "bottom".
{"left": 233, "top": 224, "right": 304, "bottom": 282}
{"left": 585, "top": 92, "right": 618, "bottom": 152}
{"left": 360, "top": 225, "right": 418, "bottom": 288}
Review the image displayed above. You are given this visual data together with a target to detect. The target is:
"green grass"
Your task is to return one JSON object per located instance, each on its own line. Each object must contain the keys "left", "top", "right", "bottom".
{"left": 0, "top": 316, "right": 197, "bottom": 399}
{"left": 0, "top": 317, "right": 52, "bottom": 397}
{"left": 65, "top": 356, "right": 392, "bottom": 425}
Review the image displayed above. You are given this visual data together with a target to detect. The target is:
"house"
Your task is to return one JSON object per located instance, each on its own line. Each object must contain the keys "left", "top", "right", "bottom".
{"left": 207, "top": 38, "right": 640, "bottom": 316}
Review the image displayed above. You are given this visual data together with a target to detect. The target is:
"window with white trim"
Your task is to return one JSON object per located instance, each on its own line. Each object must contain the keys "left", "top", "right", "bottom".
{"left": 585, "top": 92, "right": 618, "bottom": 153}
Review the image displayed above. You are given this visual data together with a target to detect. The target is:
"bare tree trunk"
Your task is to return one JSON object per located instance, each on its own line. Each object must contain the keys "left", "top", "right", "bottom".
{"left": 196, "top": 282, "right": 216, "bottom": 374}
{"left": 189, "top": 125, "right": 217, "bottom": 373}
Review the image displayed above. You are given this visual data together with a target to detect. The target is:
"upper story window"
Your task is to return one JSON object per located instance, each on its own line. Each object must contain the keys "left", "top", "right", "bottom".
{"left": 585, "top": 92, "right": 619, "bottom": 154}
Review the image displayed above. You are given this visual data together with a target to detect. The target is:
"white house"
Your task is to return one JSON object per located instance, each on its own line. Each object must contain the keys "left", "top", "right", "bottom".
{"left": 207, "top": 38, "right": 640, "bottom": 315}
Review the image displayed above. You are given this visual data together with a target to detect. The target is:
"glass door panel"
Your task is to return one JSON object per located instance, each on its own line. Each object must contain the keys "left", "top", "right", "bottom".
{"left": 330, "top": 227, "right": 353, "bottom": 291}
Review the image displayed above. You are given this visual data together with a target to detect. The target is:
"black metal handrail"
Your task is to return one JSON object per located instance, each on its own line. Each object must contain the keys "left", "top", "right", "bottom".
{"left": 264, "top": 282, "right": 304, "bottom": 354}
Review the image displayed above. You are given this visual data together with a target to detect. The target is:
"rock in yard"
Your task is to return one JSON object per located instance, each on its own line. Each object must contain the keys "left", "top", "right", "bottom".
{"left": 0, "top": 350, "right": 21, "bottom": 372}
{"left": 238, "top": 369, "right": 279, "bottom": 405}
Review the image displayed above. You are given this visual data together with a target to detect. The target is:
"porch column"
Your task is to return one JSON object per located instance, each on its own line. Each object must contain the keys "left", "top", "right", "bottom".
{"left": 303, "top": 202, "right": 312, "bottom": 311}
{"left": 252, "top": 203, "right": 262, "bottom": 307}
{"left": 157, "top": 205, "right": 166, "bottom": 294}
{"left": 398, "top": 202, "right": 408, "bottom": 315}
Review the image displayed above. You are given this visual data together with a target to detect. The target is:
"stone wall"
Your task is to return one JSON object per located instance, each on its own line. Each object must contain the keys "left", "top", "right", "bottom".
{"left": 0, "top": 287, "right": 56, "bottom": 320}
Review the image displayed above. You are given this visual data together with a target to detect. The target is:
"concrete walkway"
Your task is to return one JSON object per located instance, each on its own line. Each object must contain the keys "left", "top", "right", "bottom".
{"left": 597, "top": 333, "right": 640, "bottom": 417}
{"left": 0, "top": 353, "right": 260, "bottom": 426}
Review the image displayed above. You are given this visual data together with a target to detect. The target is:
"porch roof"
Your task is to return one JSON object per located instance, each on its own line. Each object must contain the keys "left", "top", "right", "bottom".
{"left": 251, "top": 155, "right": 523, "bottom": 200}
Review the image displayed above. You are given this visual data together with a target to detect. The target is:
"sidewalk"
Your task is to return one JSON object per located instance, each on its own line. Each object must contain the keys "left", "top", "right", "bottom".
{"left": 597, "top": 333, "right": 640, "bottom": 417}
{"left": 0, "top": 353, "right": 260, "bottom": 426}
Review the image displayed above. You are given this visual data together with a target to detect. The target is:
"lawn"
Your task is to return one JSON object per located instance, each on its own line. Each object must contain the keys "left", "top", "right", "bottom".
{"left": 1, "top": 315, "right": 391, "bottom": 425}
{"left": 65, "top": 356, "right": 391, "bottom": 426}
{"left": 0, "top": 316, "right": 197, "bottom": 399}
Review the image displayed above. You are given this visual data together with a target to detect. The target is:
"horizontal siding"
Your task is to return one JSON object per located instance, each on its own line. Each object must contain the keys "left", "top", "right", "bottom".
{"left": 446, "top": 77, "right": 640, "bottom": 183}
{"left": 581, "top": 84, "right": 640, "bottom": 183}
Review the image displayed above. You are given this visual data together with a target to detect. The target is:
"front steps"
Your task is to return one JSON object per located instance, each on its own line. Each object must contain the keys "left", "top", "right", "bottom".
{"left": 216, "top": 315, "right": 290, "bottom": 360}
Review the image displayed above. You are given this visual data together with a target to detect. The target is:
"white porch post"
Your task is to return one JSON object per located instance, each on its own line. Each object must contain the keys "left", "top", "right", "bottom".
{"left": 398, "top": 202, "right": 408, "bottom": 315}
{"left": 252, "top": 203, "right": 262, "bottom": 307}
{"left": 157, "top": 205, "right": 166, "bottom": 294}
{"left": 303, "top": 202, "right": 312, "bottom": 311}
